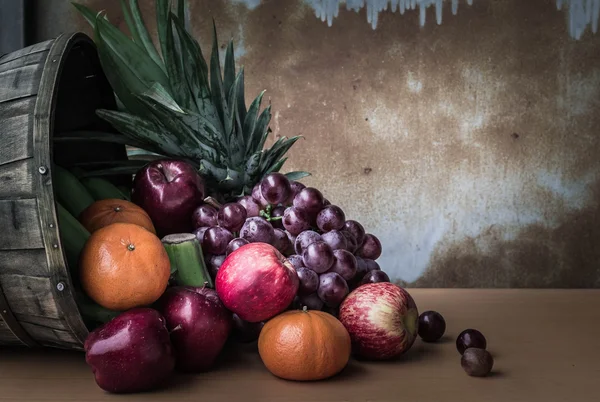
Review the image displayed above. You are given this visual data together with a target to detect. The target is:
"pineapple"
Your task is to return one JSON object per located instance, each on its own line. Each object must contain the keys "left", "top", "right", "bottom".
{"left": 71, "top": 0, "right": 308, "bottom": 201}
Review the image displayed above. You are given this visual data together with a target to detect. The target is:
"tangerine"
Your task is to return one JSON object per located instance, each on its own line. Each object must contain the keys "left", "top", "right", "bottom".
{"left": 79, "top": 198, "right": 156, "bottom": 234}
{"left": 79, "top": 222, "right": 170, "bottom": 311}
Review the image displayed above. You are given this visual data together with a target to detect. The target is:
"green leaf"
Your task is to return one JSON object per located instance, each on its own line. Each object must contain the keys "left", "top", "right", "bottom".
{"left": 53, "top": 130, "right": 149, "bottom": 150}
{"left": 210, "top": 20, "right": 229, "bottom": 133}
{"left": 120, "top": 0, "right": 144, "bottom": 46}
{"left": 97, "top": 109, "right": 184, "bottom": 156}
{"left": 156, "top": 0, "right": 169, "bottom": 61}
{"left": 71, "top": 3, "right": 100, "bottom": 28}
{"left": 266, "top": 157, "right": 287, "bottom": 174}
{"left": 261, "top": 136, "right": 302, "bottom": 173}
{"left": 223, "top": 40, "right": 235, "bottom": 99}
{"left": 227, "top": 69, "right": 245, "bottom": 163}
{"left": 128, "top": 0, "right": 166, "bottom": 72}
{"left": 243, "top": 90, "right": 265, "bottom": 155}
{"left": 77, "top": 165, "right": 151, "bottom": 178}
{"left": 284, "top": 171, "right": 311, "bottom": 181}
{"left": 141, "top": 82, "right": 185, "bottom": 114}
{"left": 245, "top": 151, "right": 261, "bottom": 176}
{"left": 236, "top": 68, "right": 247, "bottom": 124}
{"left": 250, "top": 105, "right": 271, "bottom": 153}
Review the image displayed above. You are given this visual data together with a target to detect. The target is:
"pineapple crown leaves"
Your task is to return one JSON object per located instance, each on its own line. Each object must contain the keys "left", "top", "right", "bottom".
{"left": 71, "top": 0, "right": 309, "bottom": 198}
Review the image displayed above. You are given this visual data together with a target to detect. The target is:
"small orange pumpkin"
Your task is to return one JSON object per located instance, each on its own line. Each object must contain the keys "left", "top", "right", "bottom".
{"left": 258, "top": 307, "right": 351, "bottom": 381}
{"left": 79, "top": 198, "right": 156, "bottom": 234}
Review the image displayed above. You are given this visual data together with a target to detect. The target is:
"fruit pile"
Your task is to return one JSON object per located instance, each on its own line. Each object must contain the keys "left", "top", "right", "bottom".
{"left": 191, "top": 171, "right": 387, "bottom": 317}
{"left": 47, "top": 1, "right": 497, "bottom": 394}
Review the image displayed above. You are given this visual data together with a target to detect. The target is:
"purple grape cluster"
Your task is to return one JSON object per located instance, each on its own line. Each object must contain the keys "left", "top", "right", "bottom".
{"left": 190, "top": 172, "right": 387, "bottom": 315}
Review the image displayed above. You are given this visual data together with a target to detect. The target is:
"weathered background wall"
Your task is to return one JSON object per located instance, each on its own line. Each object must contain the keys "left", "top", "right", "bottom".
{"left": 33, "top": 0, "right": 600, "bottom": 287}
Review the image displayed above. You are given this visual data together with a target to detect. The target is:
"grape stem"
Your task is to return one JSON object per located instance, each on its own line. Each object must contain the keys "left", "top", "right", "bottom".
{"left": 302, "top": 305, "right": 308, "bottom": 313}
{"left": 203, "top": 196, "right": 222, "bottom": 209}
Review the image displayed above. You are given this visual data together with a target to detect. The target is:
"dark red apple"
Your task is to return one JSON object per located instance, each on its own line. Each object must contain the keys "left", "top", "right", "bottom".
{"left": 215, "top": 243, "right": 299, "bottom": 322}
{"left": 84, "top": 308, "right": 175, "bottom": 394}
{"left": 339, "top": 282, "right": 419, "bottom": 360}
{"left": 231, "top": 313, "right": 265, "bottom": 343}
{"left": 132, "top": 159, "right": 205, "bottom": 237}
{"left": 157, "top": 286, "right": 232, "bottom": 372}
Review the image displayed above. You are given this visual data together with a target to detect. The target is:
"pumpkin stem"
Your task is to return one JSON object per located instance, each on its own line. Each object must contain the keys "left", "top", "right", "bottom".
{"left": 302, "top": 305, "right": 308, "bottom": 313}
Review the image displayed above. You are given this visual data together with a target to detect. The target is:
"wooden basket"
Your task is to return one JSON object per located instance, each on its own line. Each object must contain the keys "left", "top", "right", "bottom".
{"left": 0, "top": 32, "right": 128, "bottom": 350}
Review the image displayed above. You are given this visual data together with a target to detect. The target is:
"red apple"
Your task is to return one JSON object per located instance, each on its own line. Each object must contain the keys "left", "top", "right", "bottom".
{"left": 156, "top": 286, "right": 232, "bottom": 372}
{"left": 338, "top": 282, "right": 419, "bottom": 360}
{"left": 84, "top": 308, "right": 175, "bottom": 393}
{"left": 215, "top": 243, "right": 299, "bottom": 322}
{"left": 132, "top": 159, "right": 205, "bottom": 237}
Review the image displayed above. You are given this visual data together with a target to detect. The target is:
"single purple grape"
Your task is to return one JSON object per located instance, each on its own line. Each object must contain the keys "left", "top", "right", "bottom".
{"left": 418, "top": 311, "right": 446, "bottom": 342}
{"left": 286, "top": 181, "right": 306, "bottom": 206}
{"left": 317, "top": 272, "right": 349, "bottom": 307}
{"left": 240, "top": 217, "right": 274, "bottom": 244}
{"left": 302, "top": 241, "right": 335, "bottom": 273}
{"left": 272, "top": 228, "right": 291, "bottom": 253}
{"left": 343, "top": 220, "right": 365, "bottom": 247}
{"left": 225, "top": 237, "right": 249, "bottom": 256}
{"left": 293, "top": 187, "right": 324, "bottom": 216}
{"left": 217, "top": 202, "right": 247, "bottom": 232}
{"left": 360, "top": 270, "right": 390, "bottom": 285}
{"left": 287, "top": 254, "right": 305, "bottom": 270}
{"left": 237, "top": 195, "right": 261, "bottom": 217}
{"left": 282, "top": 207, "right": 311, "bottom": 235}
{"left": 203, "top": 226, "right": 234, "bottom": 255}
{"left": 294, "top": 230, "right": 322, "bottom": 255}
{"left": 322, "top": 198, "right": 331, "bottom": 207}
{"left": 252, "top": 183, "right": 270, "bottom": 208}
{"left": 260, "top": 173, "right": 291, "bottom": 205}
{"left": 364, "top": 259, "right": 380, "bottom": 272}
{"left": 191, "top": 204, "right": 217, "bottom": 229}
{"left": 341, "top": 230, "right": 358, "bottom": 253}
{"left": 328, "top": 249, "right": 357, "bottom": 281}
{"left": 297, "top": 293, "right": 324, "bottom": 311}
{"left": 286, "top": 231, "right": 297, "bottom": 248}
{"left": 353, "top": 256, "right": 368, "bottom": 282}
{"left": 270, "top": 206, "right": 286, "bottom": 229}
{"left": 316, "top": 205, "right": 346, "bottom": 232}
{"left": 356, "top": 233, "right": 382, "bottom": 260}
{"left": 297, "top": 267, "right": 319, "bottom": 295}
{"left": 456, "top": 329, "right": 487, "bottom": 355}
{"left": 193, "top": 226, "right": 210, "bottom": 245}
{"left": 207, "top": 254, "right": 226, "bottom": 278}
{"left": 321, "top": 230, "right": 348, "bottom": 251}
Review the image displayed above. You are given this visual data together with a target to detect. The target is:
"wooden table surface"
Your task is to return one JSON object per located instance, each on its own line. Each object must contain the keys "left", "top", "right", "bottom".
{"left": 0, "top": 289, "right": 598, "bottom": 401}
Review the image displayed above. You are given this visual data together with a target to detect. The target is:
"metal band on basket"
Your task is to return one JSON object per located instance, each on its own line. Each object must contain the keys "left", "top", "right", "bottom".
{"left": 0, "top": 284, "right": 39, "bottom": 347}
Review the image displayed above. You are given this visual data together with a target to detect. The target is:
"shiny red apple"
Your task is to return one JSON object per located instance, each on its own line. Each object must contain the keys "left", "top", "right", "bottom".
{"left": 215, "top": 243, "right": 299, "bottom": 322}
{"left": 84, "top": 308, "right": 175, "bottom": 394}
{"left": 132, "top": 159, "right": 205, "bottom": 237}
{"left": 339, "top": 282, "right": 419, "bottom": 360}
{"left": 156, "top": 286, "right": 232, "bottom": 372}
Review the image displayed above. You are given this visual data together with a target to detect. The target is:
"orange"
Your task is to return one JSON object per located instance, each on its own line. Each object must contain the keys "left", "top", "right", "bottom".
{"left": 258, "top": 308, "right": 351, "bottom": 381}
{"left": 79, "top": 198, "right": 156, "bottom": 234}
{"left": 79, "top": 222, "right": 170, "bottom": 311}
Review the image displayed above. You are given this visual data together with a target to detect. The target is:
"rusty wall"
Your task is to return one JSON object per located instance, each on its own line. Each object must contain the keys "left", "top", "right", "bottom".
{"left": 33, "top": 0, "right": 600, "bottom": 287}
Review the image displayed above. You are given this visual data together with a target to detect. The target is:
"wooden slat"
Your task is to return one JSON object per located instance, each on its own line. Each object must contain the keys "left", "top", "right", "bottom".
{"left": 0, "top": 51, "right": 48, "bottom": 75}
{"left": 0, "top": 199, "right": 43, "bottom": 250}
{"left": 0, "top": 95, "right": 36, "bottom": 121}
{"left": 21, "top": 322, "right": 80, "bottom": 346}
{"left": 0, "top": 158, "right": 35, "bottom": 198}
{"left": 15, "top": 314, "right": 69, "bottom": 331}
{"left": 0, "top": 319, "right": 23, "bottom": 345}
{"left": 0, "top": 274, "right": 60, "bottom": 319}
{"left": 0, "top": 40, "right": 53, "bottom": 66}
{"left": 0, "top": 249, "right": 49, "bottom": 276}
{"left": 0, "top": 64, "right": 44, "bottom": 103}
{"left": 0, "top": 114, "right": 33, "bottom": 165}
